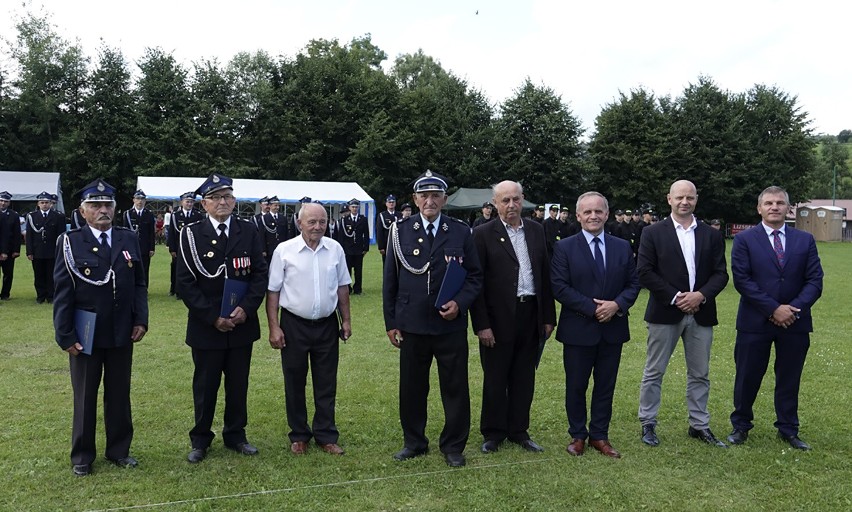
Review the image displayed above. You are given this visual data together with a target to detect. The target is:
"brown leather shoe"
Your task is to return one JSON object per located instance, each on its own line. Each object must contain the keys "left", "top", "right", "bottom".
{"left": 589, "top": 439, "right": 621, "bottom": 459}
{"left": 318, "top": 443, "right": 345, "bottom": 455}
{"left": 290, "top": 441, "right": 308, "bottom": 455}
{"left": 566, "top": 438, "right": 585, "bottom": 456}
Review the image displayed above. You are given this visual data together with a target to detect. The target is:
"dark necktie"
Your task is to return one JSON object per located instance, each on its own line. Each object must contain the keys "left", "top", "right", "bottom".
{"left": 218, "top": 223, "right": 228, "bottom": 247}
{"left": 593, "top": 236, "right": 605, "bottom": 280}
{"left": 427, "top": 223, "right": 435, "bottom": 244}
{"left": 99, "top": 232, "right": 111, "bottom": 261}
{"left": 772, "top": 230, "right": 785, "bottom": 266}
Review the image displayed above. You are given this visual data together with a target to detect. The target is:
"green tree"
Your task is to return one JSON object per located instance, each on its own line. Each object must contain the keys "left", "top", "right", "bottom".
{"left": 136, "top": 47, "right": 199, "bottom": 177}
{"left": 493, "top": 78, "right": 585, "bottom": 204}
{"left": 82, "top": 44, "right": 142, "bottom": 204}
{"left": 811, "top": 138, "right": 851, "bottom": 199}
{"left": 588, "top": 87, "right": 674, "bottom": 210}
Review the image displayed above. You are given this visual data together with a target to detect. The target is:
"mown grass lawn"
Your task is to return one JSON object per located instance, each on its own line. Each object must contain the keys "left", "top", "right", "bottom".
{"left": 0, "top": 241, "right": 849, "bottom": 511}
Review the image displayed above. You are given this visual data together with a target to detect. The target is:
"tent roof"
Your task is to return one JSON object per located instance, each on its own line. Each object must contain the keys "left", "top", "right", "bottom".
{"left": 136, "top": 176, "right": 373, "bottom": 204}
{"left": 445, "top": 187, "right": 536, "bottom": 209}
{"left": 0, "top": 170, "right": 65, "bottom": 212}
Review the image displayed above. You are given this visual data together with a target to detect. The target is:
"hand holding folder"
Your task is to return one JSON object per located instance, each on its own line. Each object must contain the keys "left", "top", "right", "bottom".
{"left": 220, "top": 279, "right": 249, "bottom": 318}
{"left": 435, "top": 259, "right": 467, "bottom": 310}
{"left": 74, "top": 309, "right": 97, "bottom": 355}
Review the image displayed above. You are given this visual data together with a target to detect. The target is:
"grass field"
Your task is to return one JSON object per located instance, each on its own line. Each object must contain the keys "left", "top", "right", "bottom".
{"left": 0, "top": 242, "right": 850, "bottom": 511}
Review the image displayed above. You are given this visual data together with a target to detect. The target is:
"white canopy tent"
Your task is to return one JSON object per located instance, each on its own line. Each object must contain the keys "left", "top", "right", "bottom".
{"left": 136, "top": 176, "right": 377, "bottom": 242}
{"left": 0, "top": 170, "right": 65, "bottom": 213}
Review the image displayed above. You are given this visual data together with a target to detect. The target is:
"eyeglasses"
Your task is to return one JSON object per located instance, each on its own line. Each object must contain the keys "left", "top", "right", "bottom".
{"left": 206, "top": 194, "right": 235, "bottom": 203}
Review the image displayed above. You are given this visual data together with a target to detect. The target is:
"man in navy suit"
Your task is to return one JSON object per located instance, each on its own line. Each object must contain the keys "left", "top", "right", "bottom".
{"left": 53, "top": 179, "right": 148, "bottom": 476}
{"left": 551, "top": 192, "right": 640, "bottom": 458}
{"left": 383, "top": 170, "right": 483, "bottom": 467}
{"left": 727, "top": 186, "right": 823, "bottom": 450}
{"left": 471, "top": 181, "right": 556, "bottom": 455}
{"left": 637, "top": 180, "right": 729, "bottom": 448}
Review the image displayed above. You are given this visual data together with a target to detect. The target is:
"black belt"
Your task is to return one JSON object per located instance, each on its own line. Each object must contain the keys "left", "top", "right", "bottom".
{"left": 517, "top": 295, "right": 535, "bottom": 303}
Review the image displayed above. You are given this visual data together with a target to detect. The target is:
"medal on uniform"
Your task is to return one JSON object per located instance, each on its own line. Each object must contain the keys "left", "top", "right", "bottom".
{"left": 442, "top": 223, "right": 449, "bottom": 232}
{"left": 123, "top": 250, "right": 132, "bottom": 267}
{"left": 413, "top": 222, "right": 420, "bottom": 231}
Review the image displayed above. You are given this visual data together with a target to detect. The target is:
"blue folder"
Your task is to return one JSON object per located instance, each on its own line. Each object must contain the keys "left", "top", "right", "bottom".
{"left": 74, "top": 309, "right": 96, "bottom": 355}
{"left": 220, "top": 278, "right": 249, "bottom": 318}
{"left": 434, "top": 259, "right": 467, "bottom": 309}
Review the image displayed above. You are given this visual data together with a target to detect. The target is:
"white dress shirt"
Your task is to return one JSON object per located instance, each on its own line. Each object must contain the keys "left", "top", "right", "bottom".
{"left": 502, "top": 220, "right": 535, "bottom": 297}
{"left": 267, "top": 235, "right": 352, "bottom": 320}
{"left": 671, "top": 215, "right": 698, "bottom": 303}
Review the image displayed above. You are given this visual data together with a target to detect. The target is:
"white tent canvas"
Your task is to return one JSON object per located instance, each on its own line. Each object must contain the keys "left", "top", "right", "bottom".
{"left": 0, "top": 170, "right": 65, "bottom": 213}
{"left": 136, "top": 176, "right": 377, "bottom": 242}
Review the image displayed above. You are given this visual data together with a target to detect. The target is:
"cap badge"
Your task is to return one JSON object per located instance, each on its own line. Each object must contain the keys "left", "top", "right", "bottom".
{"left": 212, "top": 175, "right": 220, "bottom": 183}
{"left": 97, "top": 182, "right": 105, "bottom": 192}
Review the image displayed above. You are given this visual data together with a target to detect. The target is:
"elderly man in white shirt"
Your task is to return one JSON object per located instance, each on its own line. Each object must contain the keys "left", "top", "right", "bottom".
{"left": 266, "top": 202, "right": 352, "bottom": 457}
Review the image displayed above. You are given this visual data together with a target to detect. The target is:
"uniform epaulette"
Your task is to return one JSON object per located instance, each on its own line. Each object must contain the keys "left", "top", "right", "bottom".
{"left": 235, "top": 217, "right": 254, "bottom": 225}
{"left": 113, "top": 226, "right": 132, "bottom": 232}
{"left": 185, "top": 219, "right": 205, "bottom": 229}
{"left": 446, "top": 215, "right": 468, "bottom": 225}
{"left": 397, "top": 216, "right": 414, "bottom": 225}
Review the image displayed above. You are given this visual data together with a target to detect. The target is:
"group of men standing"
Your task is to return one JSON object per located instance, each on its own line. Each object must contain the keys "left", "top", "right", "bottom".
{"left": 42, "top": 170, "right": 824, "bottom": 477}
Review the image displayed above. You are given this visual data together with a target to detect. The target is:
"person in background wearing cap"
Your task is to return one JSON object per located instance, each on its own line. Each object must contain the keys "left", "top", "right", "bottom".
{"left": 266, "top": 202, "right": 352, "bottom": 457}
{"left": 252, "top": 196, "right": 269, "bottom": 232}
{"left": 26, "top": 191, "right": 66, "bottom": 303}
{"left": 0, "top": 191, "right": 23, "bottom": 300}
{"left": 472, "top": 202, "right": 495, "bottom": 229}
{"left": 542, "top": 204, "right": 561, "bottom": 256}
{"left": 259, "top": 196, "right": 289, "bottom": 265}
{"left": 708, "top": 219, "right": 721, "bottom": 231}
{"left": 167, "top": 192, "right": 203, "bottom": 298}
{"left": 53, "top": 179, "right": 148, "bottom": 476}
{"left": 176, "top": 173, "right": 268, "bottom": 464}
{"left": 400, "top": 203, "right": 413, "bottom": 219}
{"left": 560, "top": 205, "right": 581, "bottom": 240}
{"left": 533, "top": 205, "right": 545, "bottom": 223}
{"left": 338, "top": 198, "right": 369, "bottom": 295}
{"left": 377, "top": 195, "right": 402, "bottom": 265}
{"left": 124, "top": 190, "right": 156, "bottom": 287}
{"left": 383, "top": 170, "right": 483, "bottom": 468}
{"left": 471, "top": 181, "right": 555, "bottom": 456}
{"left": 289, "top": 196, "right": 314, "bottom": 241}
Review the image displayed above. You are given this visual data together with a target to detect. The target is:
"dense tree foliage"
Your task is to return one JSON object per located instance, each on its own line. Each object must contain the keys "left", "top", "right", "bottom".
{"left": 0, "top": 9, "right": 828, "bottom": 222}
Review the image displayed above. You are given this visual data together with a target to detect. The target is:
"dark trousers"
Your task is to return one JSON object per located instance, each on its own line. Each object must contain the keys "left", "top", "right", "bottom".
{"left": 563, "top": 341, "right": 623, "bottom": 441}
{"left": 280, "top": 308, "right": 340, "bottom": 444}
{"left": 399, "top": 330, "right": 470, "bottom": 454}
{"left": 731, "top": 330, "right": 810, "bottom": 437}
{"left": 141, "top": 252, "right": 151, "bottom": 288}
{"left": 189, "top": 344, "right": 254, "bottom": 449}
{"left": 479, "top": 299, "right": 538, "bottom": 442}
{"left": 0, "top": 257, "right": 15, "bottom": 298}
{"left": 69, "top": 345, "right": 134, "bottom": 465}
{"left": 32, "top": 257, "right": 54, "bottom": 300}
{"left": 345, "top": 253, "right": 363, "bottom": 293}
{"left": 169, "top": 257, "right": 177, "bottom": 294}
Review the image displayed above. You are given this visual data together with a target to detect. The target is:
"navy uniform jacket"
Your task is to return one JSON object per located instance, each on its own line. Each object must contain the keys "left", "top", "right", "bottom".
{"left": 26, "top": 209, "right": 66, "bottom": 259}
{"left": 176, "top": 218, "right": 268, "bottom": 350}
{"left": 731, "top": 225, "right": 823, "bottom": 334}
{"left": 70, "top": 209, "right": 85, "bottom": 230}
{"left": 0, "top": 207, "right": 22, "bottom": 255}
{"left": 377, "top": 210, "right": 402, "bottom": 252}
{"left": 259, "top": 212, "right": 289, "bottom": 255}
{"left": 124, "top": 208, "right": 156, "bottom": 255}
{"left": 338, "top": 214, "right": 370, "bottom": 255}
{"left": 383, "top": 215, "right": 483, "bottom": 335}
{"left": 551, "top": 233, "right": 640, "bottom": 346}
{"left": 53, "top": 227, "right": 149, "bottom": 350}
{"left": 167, "top": 208, "right": 204, "bottom": 253}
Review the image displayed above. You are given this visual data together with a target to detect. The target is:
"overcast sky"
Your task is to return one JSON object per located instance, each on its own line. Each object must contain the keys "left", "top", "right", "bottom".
{"left": 2, "top": 0, "right": 848, "bottom": 136}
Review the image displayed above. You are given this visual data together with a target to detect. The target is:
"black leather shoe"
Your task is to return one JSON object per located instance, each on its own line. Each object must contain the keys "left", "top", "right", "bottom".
{"left": 227, "top": 442, "right": 259, "bottom": 456}
{"left": 444, "top": 452, "right": 466, "bottom": 467}
{"left": 688, "top": 427, "right": 728, "bottom": 448}
{"left": 727, "top": 429, "right": 749, "bottom": 445}
{"left": 187, "top": 447, "right": 208, "bottom": 463}
{"left": 72, "top": 464, "right": 91, "bottom": 476}
{"left": 515, "top": 439, "right": 544, "bottom": 453}
{"left": 393, "top": 447, "right": 428, "bottom": 461}
{"left": 481, "top": 440, "right": 500, "bottom": 453}
{"left": 641, "top": 424, "right": 659, "bottom": 446}
{"left": 108, "top": 456, "right": 138, "bottom": 468}
{"left": 779, "top": 433, "right": 811, "bottom": 451}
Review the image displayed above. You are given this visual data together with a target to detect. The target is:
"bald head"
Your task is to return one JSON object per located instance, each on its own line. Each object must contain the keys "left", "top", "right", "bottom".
{"left": 667, "top": 179, "right": 698, "bottom": 222}
{"left": 492, "top": 180, "right": 524, "bottom": 226}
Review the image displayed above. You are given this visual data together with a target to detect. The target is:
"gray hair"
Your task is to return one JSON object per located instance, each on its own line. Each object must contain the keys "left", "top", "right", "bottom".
{"left": 575, "top": 191, "right": 609, "bottom": 213}
{"left": 757, "top": 185, "right": 789, "bottom": 205}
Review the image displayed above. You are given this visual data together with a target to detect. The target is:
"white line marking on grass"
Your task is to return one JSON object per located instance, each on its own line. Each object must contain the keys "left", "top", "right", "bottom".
{"left": 86, "top": 457, "right": 558, "bottom": 511}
